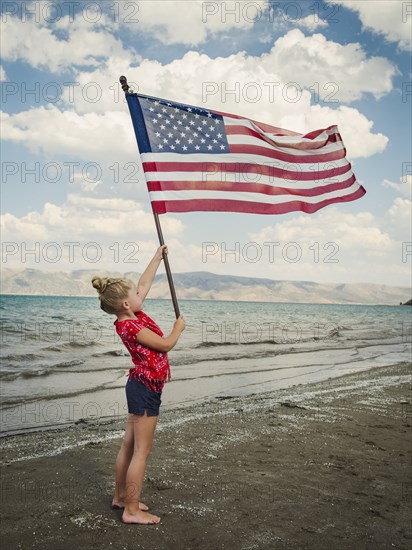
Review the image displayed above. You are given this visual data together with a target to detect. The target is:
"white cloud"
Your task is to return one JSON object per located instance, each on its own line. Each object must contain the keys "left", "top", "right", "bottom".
{"left": 1, "top": 196, "right": 155, "bottom": 238}
{"left": 380, "top": 172, "right": 412, "bottom": 241}
{"left": 0, "top": 65, "right": 8, "bottom": 81}
{"left": 0, "top": 105, "right": 156, "bottom": 203}
{"left": 0, "top": 0, "right": 265, "bottom": 50}
{"left": 239, "top": 200, "right": 411, "bottom": 284}
{"left": 337, "top": 0, "right": 411, "bottom": 51}
{"left": 295, "top": 15, "right": 328, "bottom": 32}
{"left": 130, "top": 0, "right": 267, "bottom": 45}
{"left": 0, "top": 194, "right": 185, "bottom": 270}
{"left": 1, "top": 194, "right": 409, "bottom": 284}
{"left": 248, "top": 208, "right": 392, "bottom": 256}
{"left": 5, "top": 5, "right": 397, "bottom": 110}
{"left": 383, "top": 175, "right": 412, "bottom": 198}
{"left": 386, "top": 197, "right": 412, "bottom": 237}
{"left": 67, "top": 29, "right": 396, "bottom": 116}
{"left": 1, "top": 13, "right": 138, "bottom": 73}
{"left": 0, "top": 107, "right": 137, "bottom": 163}
{"left": 234, "top": 206, "right": 404, "bottom": 284}
{"left": 263, "top": 29, "right": 397, "bottom": 102}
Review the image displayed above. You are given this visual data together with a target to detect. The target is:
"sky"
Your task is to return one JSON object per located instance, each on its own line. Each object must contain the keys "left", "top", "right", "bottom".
{"left": 1, "top": 0, "right": 411, "bottom": 287}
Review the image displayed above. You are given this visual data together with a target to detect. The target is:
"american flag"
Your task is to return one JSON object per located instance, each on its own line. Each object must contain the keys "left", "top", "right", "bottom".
{"left": 125, "top": 92, "right": 366, "bottom": 215}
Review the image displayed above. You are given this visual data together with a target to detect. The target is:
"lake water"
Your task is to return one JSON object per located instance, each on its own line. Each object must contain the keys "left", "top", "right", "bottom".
{"left": 1, "top": 294, "right": 411, "bottom": 435}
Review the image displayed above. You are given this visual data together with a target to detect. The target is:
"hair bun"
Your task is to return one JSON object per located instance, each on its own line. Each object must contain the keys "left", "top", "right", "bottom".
{"left": 91, "top": 276, "right": 110, "bottom": 295}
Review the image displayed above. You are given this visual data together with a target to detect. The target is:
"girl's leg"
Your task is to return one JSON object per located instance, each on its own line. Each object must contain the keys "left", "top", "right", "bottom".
{"left": 122, "top": 410, "right": 160, "bottom": 524}
{"left": 112, "top": 414, "right": 149, "bottom": 510}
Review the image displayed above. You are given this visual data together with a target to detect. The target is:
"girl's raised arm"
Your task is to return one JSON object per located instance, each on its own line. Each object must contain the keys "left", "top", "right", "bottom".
{"left": 137, "top": 245, "right": 167, "bottom": 302}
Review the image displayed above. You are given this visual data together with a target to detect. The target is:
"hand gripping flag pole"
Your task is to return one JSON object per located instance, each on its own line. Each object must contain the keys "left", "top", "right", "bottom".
{"left": 120, "top": 76, "right": 180, "bottom": 318}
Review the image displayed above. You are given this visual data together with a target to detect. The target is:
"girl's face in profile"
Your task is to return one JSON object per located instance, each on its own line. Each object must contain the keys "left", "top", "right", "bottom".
{"left": 124, "top": 283, "right": 143, "bottom": 313}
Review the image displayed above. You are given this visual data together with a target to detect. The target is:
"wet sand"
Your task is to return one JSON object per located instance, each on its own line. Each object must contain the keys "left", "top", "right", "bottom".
{"left": 1, "top": 361, "right": 411, "bottom": 549}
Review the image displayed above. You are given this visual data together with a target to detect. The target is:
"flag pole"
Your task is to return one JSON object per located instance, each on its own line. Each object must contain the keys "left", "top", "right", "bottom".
{"left": 152, "top": 212, "right": 181, "bottom": 319}
{"left": 120, "top": 76, "right": 180, "bottom": 319}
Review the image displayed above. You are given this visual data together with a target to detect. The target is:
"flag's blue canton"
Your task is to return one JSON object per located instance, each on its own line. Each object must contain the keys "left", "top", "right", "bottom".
{"left": 139, "top": 97, "right": 230, "bottom": 154}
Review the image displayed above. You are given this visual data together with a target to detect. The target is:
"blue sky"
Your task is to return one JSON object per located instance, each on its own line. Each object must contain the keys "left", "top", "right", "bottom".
{"left": 1, "top": 0, "right": 411, "bottom": 286}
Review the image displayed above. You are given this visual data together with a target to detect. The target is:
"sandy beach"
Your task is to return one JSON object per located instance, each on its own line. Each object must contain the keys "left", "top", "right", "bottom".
{"left": 1, "top": 361, "right": 411, "bottom": 550}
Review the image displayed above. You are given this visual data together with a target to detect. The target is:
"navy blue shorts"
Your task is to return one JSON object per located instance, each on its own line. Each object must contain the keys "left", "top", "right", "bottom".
{"left": 125, "top": 377, "right": 162, "bottom": 416}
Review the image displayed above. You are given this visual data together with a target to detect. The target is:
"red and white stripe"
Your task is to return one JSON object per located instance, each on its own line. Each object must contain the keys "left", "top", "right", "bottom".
{"left": 141, "top": 112, "right": 365, "bottom": 215}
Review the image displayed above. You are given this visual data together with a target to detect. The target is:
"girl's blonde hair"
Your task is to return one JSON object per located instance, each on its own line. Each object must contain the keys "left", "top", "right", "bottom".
{"left": 91, "top": 276, "right": 133, "bottom": 314}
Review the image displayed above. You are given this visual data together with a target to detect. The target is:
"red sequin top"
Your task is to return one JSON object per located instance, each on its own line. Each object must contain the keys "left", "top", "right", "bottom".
{"left": 114, "top": 311, "right": 171, "bottom": 393}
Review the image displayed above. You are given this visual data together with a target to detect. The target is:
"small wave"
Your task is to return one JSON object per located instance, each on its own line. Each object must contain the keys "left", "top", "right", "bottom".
{"left": 243, "top": 339, "right": 279, "bottom": 346}
{"left": 0, "top": 369, "right": 50, "bottom": 381}
{"left": 194, "top": 341, "right": 240, "bottom": 348}
{"left": 55, "top": 359, "right": 85, "bottom": 368}
{"left": 176, "top": 349, "right": 280, "bottom": 365}
{"left": 98, "top": 350, "right": 128, "bottom": 357}
{"left": 1, "top": 353, "right": 41, "bottom": 363}
{"left": 20, "top": 369, "right": 50, "bottom": 379}
{"left": 195, "top": 338, "right": 315, "bottom": 349}
{"left": 2, "top": 379, "right": 117, "bottom": 407}
{"left": 0, "top": 325, "right": 31, "bottom": 334}
{"left": 0, "top": 359, "right": 85, "bottom": 381}
{"left": 46, "top": 341, "right": 97, "bottom": 352}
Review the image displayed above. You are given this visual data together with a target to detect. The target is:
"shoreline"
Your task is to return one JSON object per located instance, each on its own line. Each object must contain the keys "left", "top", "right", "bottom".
{"left": 1, "top": 340, "right": 409, "bottom": 436}
{"left": 0, "top": 350, "right": 408, "bottom": 439}
{"left": 1, "top": 361, "right": 411, "bottom": 549}
{"left": 0, "top": 361, "right": 410, "bottom": 453}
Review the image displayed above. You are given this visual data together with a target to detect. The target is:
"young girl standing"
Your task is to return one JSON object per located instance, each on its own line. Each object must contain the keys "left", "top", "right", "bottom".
{"left": 92, "top": 245, "right": 185, "bottom": 525}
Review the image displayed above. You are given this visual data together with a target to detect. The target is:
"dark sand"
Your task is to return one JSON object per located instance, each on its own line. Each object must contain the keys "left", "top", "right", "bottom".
{"left": 1, "top": 362, "right": 411, "bottom": 550}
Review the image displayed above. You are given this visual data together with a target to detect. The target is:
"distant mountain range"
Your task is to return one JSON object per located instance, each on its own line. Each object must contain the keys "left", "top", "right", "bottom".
{"left": 0, "top": 268, "right": 410, "bottom": 305}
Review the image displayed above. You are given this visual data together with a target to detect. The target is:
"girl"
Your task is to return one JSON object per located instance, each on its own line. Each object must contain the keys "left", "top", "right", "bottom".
{"left": 92, "top": 245, "right": 185, "bottom": 525}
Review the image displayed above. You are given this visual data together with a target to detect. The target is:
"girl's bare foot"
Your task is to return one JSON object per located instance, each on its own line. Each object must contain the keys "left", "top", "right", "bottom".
{"left": 122, "top": 510, "right": 161, "bottom": 525}
{"left": 112, "top": 499, "right": 149, "bottom": 511}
